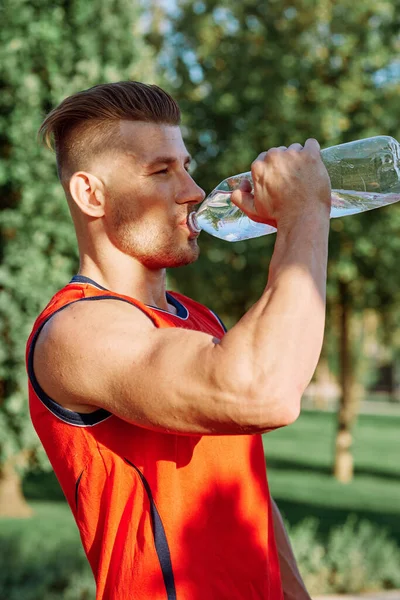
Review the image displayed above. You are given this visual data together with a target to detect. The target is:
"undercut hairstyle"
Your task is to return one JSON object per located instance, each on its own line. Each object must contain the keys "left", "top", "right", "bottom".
{"left": 38, "top": 81, "right": 181, "bottom": 182}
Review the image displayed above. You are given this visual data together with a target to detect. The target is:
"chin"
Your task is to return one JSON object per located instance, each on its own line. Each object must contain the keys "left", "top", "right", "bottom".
{"left": 167, "top": 246, "right": 200, "bottom": 269}
{"left": 141, "top": 242, "right": 200, "bottom": 270}
{"left": 167, "top": 237, "right": 200, "bottom": 267}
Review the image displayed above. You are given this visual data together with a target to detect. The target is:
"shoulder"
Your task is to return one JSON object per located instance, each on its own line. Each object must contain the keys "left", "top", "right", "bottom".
{"left": 34, "top": 296, "right": 156, "bottom": 374}
{"left": 31, "top": 295, "right": 158, "bottom": 413}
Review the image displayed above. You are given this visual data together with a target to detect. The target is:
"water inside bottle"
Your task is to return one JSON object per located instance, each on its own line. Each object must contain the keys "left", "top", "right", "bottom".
{"left": 195, "top": 186, "right": 400, "bottom": 242}
{"left": 330, "top": 188, "right": 400, "bottom": 217}
{"left": 195, "top": 190, "right": 276, "bottom": 241}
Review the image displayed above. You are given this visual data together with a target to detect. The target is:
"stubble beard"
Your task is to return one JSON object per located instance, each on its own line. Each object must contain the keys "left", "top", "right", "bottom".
{"left": 135, "top": 236, "right": 200, "bottom": 270}
{"left": 109, "top": 198, "right": 200, "bottom": 270}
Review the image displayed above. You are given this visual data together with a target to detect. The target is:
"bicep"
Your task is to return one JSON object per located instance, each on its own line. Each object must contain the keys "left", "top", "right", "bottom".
{"left": 33, "top": 300, "right": 242, "bottom": 434}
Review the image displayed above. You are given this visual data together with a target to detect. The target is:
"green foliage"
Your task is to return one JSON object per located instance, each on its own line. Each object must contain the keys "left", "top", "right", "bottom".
{"left": 171, "top": 0, "right": 400, "bottom": 179}
{"left": 264, "top": 411, "right": 400, "bottom": 545}
{"left": 0, "top": 0, "right": 156, "bottom": 472}
{"left": 265, "top": 409, "right": 400, "bottom": 593}
{"left": 289, "top": 516, "right": 400, "bottom": 593}
{"left": 168, "top": 0, "right": 400, "bottom": 362}
{"left": 0, "top": 502, "right": 95, "bottom": 599}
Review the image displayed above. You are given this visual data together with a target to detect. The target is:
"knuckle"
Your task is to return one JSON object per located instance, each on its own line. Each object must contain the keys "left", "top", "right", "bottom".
{"left": 265, "top": 148, "right": 281, "bottom": 163}
{"left": 305, "top": 151, "right": 318, "bottom": 162}
{"left": 252, "top": 160, "right": 265, "bottom": 177}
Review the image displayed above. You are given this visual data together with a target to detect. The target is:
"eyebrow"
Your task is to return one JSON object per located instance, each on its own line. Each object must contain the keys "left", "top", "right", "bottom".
{"left": 144, "top": 154, "right": 192, "bottom": 169}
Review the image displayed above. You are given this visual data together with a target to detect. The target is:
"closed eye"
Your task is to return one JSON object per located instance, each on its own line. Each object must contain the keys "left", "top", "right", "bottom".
{"left": 154, "top": 164, "right": 191, "bottom": 175}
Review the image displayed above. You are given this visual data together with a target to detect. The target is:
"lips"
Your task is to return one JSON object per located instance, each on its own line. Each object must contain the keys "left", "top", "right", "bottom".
{"left": 179, "top": 214, "right": 200, "bottom": 238}
{"left": 178, "top": 215, "right": 193, "bottom": 229}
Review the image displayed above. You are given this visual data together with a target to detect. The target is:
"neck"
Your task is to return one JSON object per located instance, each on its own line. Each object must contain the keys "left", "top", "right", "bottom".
{"left": 78, "top": 252, "right": 172, "bottom": 313}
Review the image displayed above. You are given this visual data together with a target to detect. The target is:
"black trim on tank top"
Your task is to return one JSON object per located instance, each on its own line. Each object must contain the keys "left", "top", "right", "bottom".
{"left": 148, "top": 293, "right": 188, "bottom": 320}
{"left": 70, "top": 275, "right": 189, "bottom": 320}
{"left": 70, "top": 274, "right": 108, "bottom": 291}
{"left": 28, "top": 296, "right": 157, "bottom": 427}
{"left": 75, "top": 469, "right": 85, "bottom": 511}
{"left": 123, "top": 458, "right": 177, "bottom": 600}
{"left": 209, "top": 309, "right": 228, "bottom": 333}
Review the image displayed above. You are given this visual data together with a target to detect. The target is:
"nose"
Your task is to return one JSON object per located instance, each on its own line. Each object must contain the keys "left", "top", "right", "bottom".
{"left": 176, "top": 171, "right": 206, "bottom": 206}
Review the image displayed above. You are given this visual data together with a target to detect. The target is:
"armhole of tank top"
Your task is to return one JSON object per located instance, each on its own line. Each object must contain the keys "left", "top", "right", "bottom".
{"left": 208, "top": 308, "right": 228, "bottom": 334}
{"left": 27, "top": 295, "right": 158, "bottom": 427}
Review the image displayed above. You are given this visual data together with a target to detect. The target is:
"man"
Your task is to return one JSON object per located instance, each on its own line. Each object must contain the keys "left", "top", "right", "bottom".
{"left": 26, "top": 81, "right": 331, "bottom": 599}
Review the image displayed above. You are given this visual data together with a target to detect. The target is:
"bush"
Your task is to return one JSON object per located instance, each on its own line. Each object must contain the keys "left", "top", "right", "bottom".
{"left": 289, "top": 515, "right": 400, "bottom": 594}
{"left": 0, "top": 503, "right": 95, "bottom": 600}
{"left": 0, "top": 533, "right": 95, "bottom": 600}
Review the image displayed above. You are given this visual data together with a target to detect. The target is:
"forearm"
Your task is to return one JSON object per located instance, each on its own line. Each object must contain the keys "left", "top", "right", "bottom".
{"left": 217, "top": 210, "right": 330, "bottom": 425}
{"left": 271, "top": 499, "right": 311, "bottom": 600}
{"left": 262, "top": 210, "right": 330, "bottom": 395}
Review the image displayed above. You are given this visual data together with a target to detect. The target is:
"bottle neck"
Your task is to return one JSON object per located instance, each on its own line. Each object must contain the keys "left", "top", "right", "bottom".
{"left": 187, "top": 211, "right": 201, "bottom": 234}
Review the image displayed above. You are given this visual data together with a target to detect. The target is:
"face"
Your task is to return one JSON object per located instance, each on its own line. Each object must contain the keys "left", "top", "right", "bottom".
{"left": 98, "top": 121, "right": 205, "bottom": 270}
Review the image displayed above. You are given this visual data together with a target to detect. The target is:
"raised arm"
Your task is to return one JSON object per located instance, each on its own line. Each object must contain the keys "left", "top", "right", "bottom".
{"left": 33, "top": 139, "right": 331, "bottom": 435}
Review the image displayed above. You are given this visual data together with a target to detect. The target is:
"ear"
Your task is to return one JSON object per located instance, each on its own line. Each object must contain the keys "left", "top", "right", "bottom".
{"left": 69, "top": 172, "right": 106, "bottom": 218}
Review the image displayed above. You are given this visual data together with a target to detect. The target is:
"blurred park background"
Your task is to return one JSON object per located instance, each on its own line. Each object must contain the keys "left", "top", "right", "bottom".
{"left": 1, "top": 0, "right": 400, "bottom": 598}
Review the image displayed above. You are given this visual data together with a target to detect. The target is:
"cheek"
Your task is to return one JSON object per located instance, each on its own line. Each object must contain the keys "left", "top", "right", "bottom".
{"left": 138, "top": 205, "right": 177, "bottom": 234}
{"left": 107, "top": 187, "right": 175, "bottom": 235}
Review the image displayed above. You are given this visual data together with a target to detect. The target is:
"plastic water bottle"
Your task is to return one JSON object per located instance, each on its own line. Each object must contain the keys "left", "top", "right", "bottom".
{"left": 187, "top": 136, "right": 400, "bottom": 242}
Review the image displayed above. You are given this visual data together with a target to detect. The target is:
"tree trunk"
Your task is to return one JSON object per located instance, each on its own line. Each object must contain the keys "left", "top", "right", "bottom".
{"left": 0, "top": 459, "right": 32, "bottom": 518}
{"left": 313, "top": 355, "right": 338, "bottom": 410}
{"left": 333, "top": 280, "right": 359, "bottom": 483}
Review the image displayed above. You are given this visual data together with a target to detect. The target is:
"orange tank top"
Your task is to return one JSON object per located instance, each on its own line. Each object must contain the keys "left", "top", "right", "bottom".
{"left": 26, "top": 275, "right": 283, "bottom": 600}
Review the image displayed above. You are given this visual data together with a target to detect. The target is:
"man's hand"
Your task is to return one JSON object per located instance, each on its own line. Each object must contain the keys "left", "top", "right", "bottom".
{"left": 231, "top": 139, "right": 331, "bottom": 229}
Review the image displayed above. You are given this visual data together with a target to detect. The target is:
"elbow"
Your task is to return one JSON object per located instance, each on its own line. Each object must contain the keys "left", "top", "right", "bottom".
{"left": 276, "top": 398, "right": 301, "bottom": 427}
{"left": 233, "top": 377, "right": 302, "bottom": 432}
{"left": 210, "top": 350, "right": 301, "bottom": 433}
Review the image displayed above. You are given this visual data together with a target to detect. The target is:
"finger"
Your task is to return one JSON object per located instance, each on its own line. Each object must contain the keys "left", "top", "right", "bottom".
{"left": 287, "top": 143, "right": 303, "bottom": 151}
{"left": 254, "top": 151, "right": 268, "bottom": 162}
{"left": 254, "top": 146, "right": 287, "bottom": 163}
{"left": 264, "top": 146, "right": 287, "bottom": 159}
{"left": 303, "top": 138, "right": 321, "bottom": 155}
{"left": 238, "top": 178, "right": 253, "bottom": 194}
{"left": 231, "top": 188, "right": 258, "bottom": 221}
{"left": 267, "top": 146, "right": 287, "bottom": 153}
{"left": 231, "top": 188, "right": 276, "bottom": 227}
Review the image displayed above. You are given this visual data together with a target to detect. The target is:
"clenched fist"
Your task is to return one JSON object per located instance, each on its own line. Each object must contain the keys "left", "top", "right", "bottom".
{"left": 231, "top": 139, "right": 331, "bottom": 229}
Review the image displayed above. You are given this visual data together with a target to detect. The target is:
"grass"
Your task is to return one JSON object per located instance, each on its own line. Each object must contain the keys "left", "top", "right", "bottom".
{"left": 263, "top": 410, "right": 400, "bottom": 545}
{"left": 0, "top": 501, "right": 79, "bottom": 539}
{"left": 0, "top": 503, "right": 94, "bottom": 600}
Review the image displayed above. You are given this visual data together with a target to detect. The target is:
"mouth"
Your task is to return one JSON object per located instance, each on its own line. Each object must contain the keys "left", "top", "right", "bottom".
{"left": 179, "top": 214, "right": 200, "bottom": 239}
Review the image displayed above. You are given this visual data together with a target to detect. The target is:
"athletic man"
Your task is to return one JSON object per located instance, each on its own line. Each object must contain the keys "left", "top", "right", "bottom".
{"left": 26, "top": 81, "right": 331, "bottom": 599}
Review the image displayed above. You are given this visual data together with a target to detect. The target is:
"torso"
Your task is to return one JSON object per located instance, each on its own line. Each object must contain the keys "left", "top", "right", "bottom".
{"left": 26, "top": 276, "right": 283, "bottom": 600}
